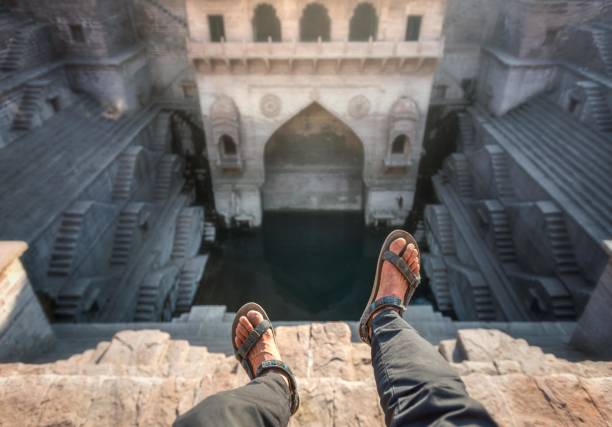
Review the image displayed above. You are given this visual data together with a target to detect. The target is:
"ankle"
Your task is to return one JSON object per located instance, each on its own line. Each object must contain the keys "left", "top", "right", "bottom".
{"left": 261, "top": 368, "right": 290, "bottom": 389}
{"left": 368, "top": 306, "right": 401, "bottom": 338}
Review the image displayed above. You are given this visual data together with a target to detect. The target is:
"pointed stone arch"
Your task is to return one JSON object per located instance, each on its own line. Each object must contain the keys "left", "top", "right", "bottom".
{"left": 252, "top": 3, "right": 282, "bottom": 42}
{"left": 385, "top": 96, "right": 420, "bottom": 169}
{"left": 349, "top": 2, "right": 378, "bottom": 41}
{"left": 263, "top": 102, "right": 364, "bottom": 211}
{"left": 300, "top": 3, "right": 331, "bottom": 42}
{"left": 209, "top": 95, "right": 242, "bottom": 170}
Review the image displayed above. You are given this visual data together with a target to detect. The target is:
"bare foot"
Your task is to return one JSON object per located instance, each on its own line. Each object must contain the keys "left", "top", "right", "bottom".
{"left": 370, "top": 237, "right": 420, "bottom": 330}
{"left": 234, "top": 310, "right": 289, "bottom": 387}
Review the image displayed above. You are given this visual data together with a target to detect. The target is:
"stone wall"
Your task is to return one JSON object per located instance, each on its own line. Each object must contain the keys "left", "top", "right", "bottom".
{"left": 131, "top": 0, "right": 191, "bottom": 96}
{"left": 22, "top": 0, "right": 137, "bottom": 58}
{"left": 0, "top": 242, "right": 54, "bottom": 362}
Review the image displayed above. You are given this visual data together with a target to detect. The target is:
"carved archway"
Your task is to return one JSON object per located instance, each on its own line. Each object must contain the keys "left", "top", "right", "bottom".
{"left": 253, "top": 4, "right": 281, "bottom": 42}
{"left": 349, "top": 3, "right": 378, "bottom": 41}
{"left": 263, "top": 102, "right": 364, "bottom": 211}
{"left": 300, "top": 3, "right": 331, "bottom": 42}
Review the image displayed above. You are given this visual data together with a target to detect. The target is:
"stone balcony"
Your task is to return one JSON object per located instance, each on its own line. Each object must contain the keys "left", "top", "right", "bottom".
{"left": 189, "top": 39, "right": 444, "bottom": 73}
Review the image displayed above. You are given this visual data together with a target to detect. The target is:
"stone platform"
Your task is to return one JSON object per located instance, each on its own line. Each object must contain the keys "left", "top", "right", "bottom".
{"left": 1, "top": 321, "right": 611, "bottom": 426}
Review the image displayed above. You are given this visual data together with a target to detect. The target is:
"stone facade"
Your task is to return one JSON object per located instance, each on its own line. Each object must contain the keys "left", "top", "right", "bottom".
{"left": 187, "top": 0, "right": 446, "bottom": 227}
{"left": 423, "top": 0, "right": 612, "bottom": 337}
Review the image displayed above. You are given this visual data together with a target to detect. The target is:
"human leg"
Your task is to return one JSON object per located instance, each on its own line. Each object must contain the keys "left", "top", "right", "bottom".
{"left": 175, "top": 306, "right": 299, "bottom": 427}
{"left": 174, "top": 372, "right": 291, "bottom": 427}
{"left": 360, "top": 232, "right": 496, "bottom": 426}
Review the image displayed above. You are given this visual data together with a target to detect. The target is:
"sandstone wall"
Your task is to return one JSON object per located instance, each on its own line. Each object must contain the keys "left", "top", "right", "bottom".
{"left": 0, "top": 324, "right": 610, "bottom": 426}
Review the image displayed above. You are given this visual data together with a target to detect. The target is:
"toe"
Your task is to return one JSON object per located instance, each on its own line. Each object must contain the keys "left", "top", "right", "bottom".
{"left": 236, "top": 324, "right": 248, "bottom": 341}
{"left": 246, "top": 310, "right": 264, "bottom": 327}
{"left": 389, "top": 237, "right": 407, "bottom": 255}
{"left": 404, "top": 243, "right": 418, "bottom": 262}
{"left": 239, "top": 315, "right": 254, "bottom": 332}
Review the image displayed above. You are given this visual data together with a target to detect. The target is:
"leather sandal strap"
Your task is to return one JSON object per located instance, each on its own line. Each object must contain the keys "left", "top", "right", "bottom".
{"left": 359, "top": 296, "right": 405, "bottom": 345}
{"left": 256, "top": 359, "right": 300, "bottom": 415}
{"left": 382, "top": 251, "right": 421, "bottom": 290}
{"left": 236, "top": 319, "right": 272, "bottom": 362}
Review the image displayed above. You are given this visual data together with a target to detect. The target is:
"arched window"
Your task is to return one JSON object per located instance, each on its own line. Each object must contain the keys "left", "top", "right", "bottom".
{"left": 253, "top": 4, "right": 281, "bottom": 42}
{"left": 349, "top": 3, "right": 378, "bottom": 41}
{"left": 300, "top": 3, "right": 331, "bottom": 42}
{"left": 391, "top": 135, "right": 407, "bottom": 154}
{"left": 221, "top": 135, "right": 237, "bottom": 156}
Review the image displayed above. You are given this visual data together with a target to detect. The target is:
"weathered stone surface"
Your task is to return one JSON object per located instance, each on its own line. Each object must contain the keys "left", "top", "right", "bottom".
{"left": 0, "top": 326, "right": 611, "bottom": 426}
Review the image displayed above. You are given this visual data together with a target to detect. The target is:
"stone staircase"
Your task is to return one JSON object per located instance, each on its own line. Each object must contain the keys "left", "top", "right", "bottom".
{"left": 458, "top": 112, "right": 476, "bottom": 152}
{"left": 485, "top": 97, "right": 612, "bottom": 239}
{"left": 134, "top": 266, "right": 181, "bottom": 322}
{"left": 111, "top": 146, "right": 143, "bottom": 202}
{"left": 425, "top": 204, "right": 456, "bottom": 255}
{"left": 203, "top": 221, "right": 216, "bottom": 244}
{"left": 582, "top": 81, "right": 612, "bottom": 133}
{"left": 47, "top": 204, "right": 89, "bottom": 277}
{"left": 449, "top": 153, "right": 473, "bottom": 198}
{"left": 152, "top": 112, "right": 172, "bottom": 152}
{"left": 0, "top": 22, "right": 35, "bottom": 71}
{"left": 542, "top": 208, "right": 581, "bottom": 275}
{"left": 489, "top": 147, "right": 514, "bottom": 199}
{"left": 109, "top": 204, "right": 143, "bottom": 267}
{"left": 154, "top": 154, "right": 179, "bottom": 202}
{"left": 423, "top": 255, "right": 452, "bottom": 313}
{"left": 171, "top": 207, "right": 204, "bottom": 261}
{"left": 12, "top": 80, "right": 48, "bottom": 130}
{"left": 551, "top": 294, "right": 577, "bottom": 320}
{"left": 471, "top": 281, "right": 496, "bottom": 321}
{"left": 175, "top": 255, "right": 208, "bottom": 314}
{"left": 488, "top": 202, "right": 517, "bottom": 263}
{"left": 592, "top": 27, "right": 612, "bottom": 76}
{"left": 142, "top": 0, "right": 188, "bottom": 27}
{"left": 134, "top": 280, "right": 161, "bottom": 322}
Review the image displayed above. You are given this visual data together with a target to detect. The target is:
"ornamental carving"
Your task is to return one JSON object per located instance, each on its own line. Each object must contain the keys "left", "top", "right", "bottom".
{"left": 348, "top": 95, "right": 371, "bottom": 119}
{"left": 260, "top": 94, "right": 282, "bottom": 118}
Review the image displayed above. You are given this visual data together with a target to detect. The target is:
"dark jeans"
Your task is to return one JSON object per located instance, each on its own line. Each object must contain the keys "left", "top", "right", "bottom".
{"left": 174, "top": 310, "right": 496, "bottom": 427}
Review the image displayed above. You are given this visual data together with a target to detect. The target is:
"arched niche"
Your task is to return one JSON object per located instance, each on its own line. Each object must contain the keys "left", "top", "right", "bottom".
{"left": 300, "top": 3, "right": 331, "bottom": 42}
{"left": 252, "top": 4, "right": 281, "bottom": 42}
{"left": 209, "top": 96, "right": 242, "bottom": 170}
{"left": 391, "top": 134, "right": 408, "bottom": 154}
{"left": 385, "top": 97, "right": 420, "bottom": 169}
{"left": 349, "top": 3, "right": 378, "bottom": 41}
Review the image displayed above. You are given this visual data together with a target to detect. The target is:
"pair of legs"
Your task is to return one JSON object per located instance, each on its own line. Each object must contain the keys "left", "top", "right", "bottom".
{"left": 175, "top": 238, "right": 496, "bottom": 426}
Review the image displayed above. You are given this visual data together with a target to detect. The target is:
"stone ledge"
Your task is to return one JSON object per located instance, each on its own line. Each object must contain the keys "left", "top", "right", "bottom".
{"left": 0, "top": 241, "right": 27, "bottom": 273}
{"left": 0, "top": 325, "right": 610, "bottom": 426}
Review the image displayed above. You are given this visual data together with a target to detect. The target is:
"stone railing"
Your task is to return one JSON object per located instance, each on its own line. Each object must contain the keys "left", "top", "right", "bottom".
{"left": 0, "top": 241, "right": 54, "bottom": 361}
{"left": 188, "top": 39, "right": 444, "bottom": 62}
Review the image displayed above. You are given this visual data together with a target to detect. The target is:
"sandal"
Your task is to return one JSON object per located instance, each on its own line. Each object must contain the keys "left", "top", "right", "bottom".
{"left": 359, "top": 230, "right": 421, "bottom": 345}
{"left": 232, "top": 302, "right": 300, "bottom": 415}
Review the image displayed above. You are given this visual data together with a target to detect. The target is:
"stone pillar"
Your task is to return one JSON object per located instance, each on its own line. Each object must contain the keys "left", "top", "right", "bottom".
{"left": 571, "top": 240, "right": 612, "bottom": 358}
{"left": 0, "top": 242, "right": 55, "bottom": 361}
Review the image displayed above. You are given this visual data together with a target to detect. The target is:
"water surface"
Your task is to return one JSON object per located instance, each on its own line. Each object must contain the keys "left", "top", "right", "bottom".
{"left": 194, "top": 211, "right": 431, "bottom": 320}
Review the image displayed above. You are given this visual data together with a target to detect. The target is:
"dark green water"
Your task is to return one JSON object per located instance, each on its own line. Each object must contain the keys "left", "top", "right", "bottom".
{"left": 194, "top": 211, "right": 431, "bottom": 320}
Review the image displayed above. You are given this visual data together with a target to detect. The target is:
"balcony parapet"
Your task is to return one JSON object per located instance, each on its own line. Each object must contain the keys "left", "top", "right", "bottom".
{"left": 189, "top": 39, "right": 444, "bottom": 73}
